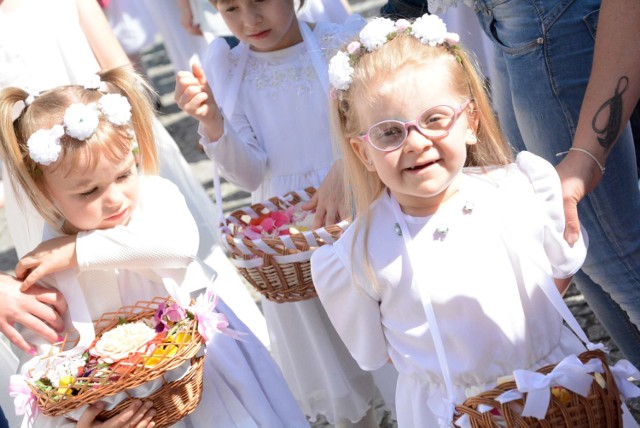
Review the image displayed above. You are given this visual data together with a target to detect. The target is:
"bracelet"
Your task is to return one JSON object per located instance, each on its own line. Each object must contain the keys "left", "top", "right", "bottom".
{"left": 555, "top": 147, "right": 606, "bottom": 175}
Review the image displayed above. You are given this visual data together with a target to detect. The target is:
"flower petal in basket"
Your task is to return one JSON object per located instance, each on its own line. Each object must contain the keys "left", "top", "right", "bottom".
{"left": 25, "top": 296, "right": 205, "bottom": 418}
{"left": 220, "top": 187, "right": 351, "bottom": 303}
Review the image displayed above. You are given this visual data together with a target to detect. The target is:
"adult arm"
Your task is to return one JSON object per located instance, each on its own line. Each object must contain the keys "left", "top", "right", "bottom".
{"left": 556, "top": 0, "right": 640, "bottom": 244}
{"left": 0, "top": 273, "right": 66, "bottom": 353}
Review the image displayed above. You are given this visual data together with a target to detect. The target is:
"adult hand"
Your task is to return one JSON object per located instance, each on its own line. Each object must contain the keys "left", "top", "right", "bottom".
{"left": 174, "top": 63, "right": 223, "bottom": 142}
{"left": 77, "top": 400, "right": 155, "bottom": 428}
{"left": 555, "top": 149, "right": 603, "bottom": 245}
{"left": 0, "top": 273, "right": 67, "bottom": 354}
{"left": 15, "top": 235, "right": 77, "bottom": 291}
{"left": 302, "top": 160, "right": 348, "bottom": 229}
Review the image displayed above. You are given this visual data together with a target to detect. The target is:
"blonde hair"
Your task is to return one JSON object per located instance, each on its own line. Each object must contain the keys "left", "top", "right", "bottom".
{"left": 0, "top": 66, "right": 159, "bottom": 229}
{"left": 330, "top": 34, "right": 513, "bottom": 290}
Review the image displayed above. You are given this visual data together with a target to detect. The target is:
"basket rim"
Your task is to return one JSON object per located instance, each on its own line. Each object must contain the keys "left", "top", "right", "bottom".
{"left": 219, "top": 187, "right": 350, "bottom": 257}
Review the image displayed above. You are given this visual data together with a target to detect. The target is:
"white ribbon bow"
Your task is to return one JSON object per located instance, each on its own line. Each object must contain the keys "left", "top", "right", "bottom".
{"left": 609, "top": 359, "right": 640, "bottom": 399}
{"left": 504, "top": 354, "right": 594, "bottom": 419}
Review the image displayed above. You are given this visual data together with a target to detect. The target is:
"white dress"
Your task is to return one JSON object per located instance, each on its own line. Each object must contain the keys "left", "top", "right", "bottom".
{"left": 200, "top": 18, "right": 395, "bottom": 424}
{"left": 311, "top": 153, "right": 597, "bottom": 426}
{"left": 15, "top": 176, "right": 308, "bottom": 428}
{"left": 0, "top": 1, "right": 268, "bottom": 422}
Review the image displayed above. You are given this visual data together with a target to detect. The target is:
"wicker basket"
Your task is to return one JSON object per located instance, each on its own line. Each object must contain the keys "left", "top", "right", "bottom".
{"left": 29, "top": 297, "right": 205, "bottom": 424}
{"left": 220, "top": 187, "right": 349, "bottom": 303}
{"left": 453, "top": 350, "right": 622, "bottom": 427}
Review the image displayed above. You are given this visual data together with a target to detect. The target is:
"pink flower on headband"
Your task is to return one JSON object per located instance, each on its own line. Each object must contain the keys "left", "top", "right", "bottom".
{"left": 395, "top": 19, "right": 411, "bottom": 32}
{"left": 346, "top": 41, "right": 362, "bottom": 54}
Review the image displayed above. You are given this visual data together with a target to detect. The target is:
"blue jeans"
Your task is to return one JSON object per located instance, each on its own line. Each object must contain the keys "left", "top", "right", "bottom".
{"left": 474, "top": 0, "right": 640, "bottom": 365}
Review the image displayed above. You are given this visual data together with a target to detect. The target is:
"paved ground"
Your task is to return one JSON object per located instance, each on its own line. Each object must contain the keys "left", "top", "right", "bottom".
{"left": 1, "top": 8, "right": 638, "bottom": 425}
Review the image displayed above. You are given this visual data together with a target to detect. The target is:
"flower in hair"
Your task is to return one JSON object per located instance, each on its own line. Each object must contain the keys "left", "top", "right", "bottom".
{"left": 411, "top": 15, "right": 449, "bottom": 46}
{"left": 27, "top": 125, "right": 65, "bottom": 166}
{"left": 63, "top": 103, "right": 99, "bottom": 140}
{"left": 328, "top": 14, "right": 460, "bottom": 92}
{"left": 328, "top": 51, "right": 355, "bottom": 91}
{"left": 83, "top": 74, "right": 102, "bottom": 90}
{"left": 98, "top": 94, "right": 132, "bottom": 126}
{"left": 359, "top": 17, "right": 396, "bottom": 51}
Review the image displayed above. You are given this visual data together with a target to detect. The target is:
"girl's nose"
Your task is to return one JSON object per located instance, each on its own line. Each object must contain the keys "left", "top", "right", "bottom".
{"left": 103, "top": 184, "right": 124, "bottom": 207}
{"left": 243, "top": 9, "right": 262, "bottom": 26}
{"left": 402, "top": 126, "right": 433, "bottom": 153}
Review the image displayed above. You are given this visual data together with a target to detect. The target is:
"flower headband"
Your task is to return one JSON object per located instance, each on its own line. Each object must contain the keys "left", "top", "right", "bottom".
{"left": 328, "top": 14, "right": 460, "bottom": 92}
{"left": 26, "top": 88, "right": 132, "bottom": 166}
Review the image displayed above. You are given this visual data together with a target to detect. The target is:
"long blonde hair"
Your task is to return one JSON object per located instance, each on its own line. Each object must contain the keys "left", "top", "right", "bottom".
{"left": 0, "top": 66, "right": 158, "bottom": 230}
{"left": 330, "top": 33, "right": 513, "bottom": 290}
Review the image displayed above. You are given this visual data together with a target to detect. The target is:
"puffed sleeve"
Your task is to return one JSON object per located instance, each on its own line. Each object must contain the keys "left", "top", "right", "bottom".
{"left": 515, "top": 151, "right": 588, "bottom": 278}
{"left": 311, "top": 242, "right": 390, "bottom": 371}
{"left": 75, "top": 176, "right": 198, "bottom": 270}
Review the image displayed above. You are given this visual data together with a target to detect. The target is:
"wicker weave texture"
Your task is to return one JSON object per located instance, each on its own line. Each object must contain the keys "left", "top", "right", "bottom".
{"left": 453, "top": 350, "right": 622, "bottom": 427}
{"left": 31, "top": 297, "right": 205, "bottom": 419}
{"left": 97, "top": 356, "right": 205, "bottom": 427}
{"left": 221, "top": 187, "right": 348, "bottom": 303}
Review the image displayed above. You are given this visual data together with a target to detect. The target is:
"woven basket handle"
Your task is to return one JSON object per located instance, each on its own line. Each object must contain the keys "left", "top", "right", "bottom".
{"left": 51, "top": 260, "right": 215, "bottom": 357}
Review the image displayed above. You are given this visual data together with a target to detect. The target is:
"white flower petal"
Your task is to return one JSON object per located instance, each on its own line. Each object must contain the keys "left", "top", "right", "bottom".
{"left": 328, "top": 51, "right": 354, "bottom": 91}
{"left": 98, "top": 93, "right": 132, "bottom": 126}
{"left": 360, "top": 17, "right": 396, "bottom": 51}
{"left": 27, "top": 125, "right": 64, "bottom": 165}
{"left": 63, "top": 103, "right": 99, "bottom": 140}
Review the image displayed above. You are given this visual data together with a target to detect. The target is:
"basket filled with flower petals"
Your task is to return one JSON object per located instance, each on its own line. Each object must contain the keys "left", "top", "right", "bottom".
{"left": 219, "top": 187, "right": 350, "bottom": 303}
{"left": 11, "top": 292, "right": 229, "bottom": 427}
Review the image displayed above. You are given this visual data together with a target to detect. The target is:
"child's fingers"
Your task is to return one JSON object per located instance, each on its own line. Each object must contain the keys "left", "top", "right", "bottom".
{"left": 19, "top": 268, "right": 44, "bottom": 292}
{"left": 33, "top": 286, "right": 68, "bottom": 322}
{"left": 192, "top": 62, "right": 207, "bottom": 85}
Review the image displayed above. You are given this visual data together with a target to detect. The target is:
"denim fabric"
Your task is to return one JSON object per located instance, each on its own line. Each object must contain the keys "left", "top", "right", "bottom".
{"left": 0, "top": 406, "right": 8, "bottom": 428}
{"left": 474, "top": 0, "right": 640, "bottom": 365}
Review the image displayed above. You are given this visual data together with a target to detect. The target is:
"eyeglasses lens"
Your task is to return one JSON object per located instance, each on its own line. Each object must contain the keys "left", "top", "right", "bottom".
{"left": 368, "top": 105, "right": 456, "bottom": 151}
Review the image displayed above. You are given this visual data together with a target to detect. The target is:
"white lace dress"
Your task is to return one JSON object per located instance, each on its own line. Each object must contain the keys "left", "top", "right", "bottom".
{"left": 200, "top": 18, "right": 398, "bottom": 424}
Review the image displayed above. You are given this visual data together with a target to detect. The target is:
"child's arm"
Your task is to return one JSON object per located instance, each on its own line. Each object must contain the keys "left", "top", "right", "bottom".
{"left": 175, "top": 63, "right": 224, "bottom": 142}
{"left": 16, "top": 236, "right": 77, "bottom": 291}
{"left": 302, "top": 159, "right": 349, "bottom": 228}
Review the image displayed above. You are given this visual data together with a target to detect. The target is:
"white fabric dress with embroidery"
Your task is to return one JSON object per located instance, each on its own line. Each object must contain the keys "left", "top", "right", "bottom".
{"left": 200, "top": 16, "right": 398, "bottom": 423}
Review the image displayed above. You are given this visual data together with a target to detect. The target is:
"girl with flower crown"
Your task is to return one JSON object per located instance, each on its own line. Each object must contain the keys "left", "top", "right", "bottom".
{"left": 311, "top": 14, "right": 640, "bottom": 427}
{"left": 174, "top": 1, "right": 398, "bottom": 426}
{"left": 0, "top": 66, "right": 307, "bottom": 427}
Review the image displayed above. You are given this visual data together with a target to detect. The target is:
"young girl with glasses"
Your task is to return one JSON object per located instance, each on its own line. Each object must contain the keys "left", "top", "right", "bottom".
{"left": 311, "top": 15, "right": 640, "bottom": 427}
{"left": 175, "top": 1, "right": 396, "bottom": 426}
{"left": 0, "top": 67, "right": 307, "bottom": 427}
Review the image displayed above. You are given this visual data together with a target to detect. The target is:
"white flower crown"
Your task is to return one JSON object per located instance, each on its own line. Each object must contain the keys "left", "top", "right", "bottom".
{"left": 26, "top": 92, "right": 133, "bottom": 166}
{"left": 328, "top": 14, "right": 460, "bottom": 92}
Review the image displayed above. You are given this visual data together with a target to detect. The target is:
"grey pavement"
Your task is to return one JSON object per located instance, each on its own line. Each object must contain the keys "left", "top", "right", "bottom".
{"left": 0, "top": 11, "right": 638, "bottom": 425}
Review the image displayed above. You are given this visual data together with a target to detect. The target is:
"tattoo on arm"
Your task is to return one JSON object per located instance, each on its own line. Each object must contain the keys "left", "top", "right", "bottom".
{"left": 592, "top": 76, "right": 628, "bottom": 149}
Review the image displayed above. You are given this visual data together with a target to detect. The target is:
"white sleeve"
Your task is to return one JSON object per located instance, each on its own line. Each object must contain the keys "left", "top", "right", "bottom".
{"left": 515, "top": 151, "right": 588, "bottom": 278}
{"left": 197, "top": 116, "right": 267, "bottom": 192}
{"left": 311, "top": 244, "right": 390, "bottom": 371}
{"left": 75, "top": 176, "right": 199, "bottom": 271}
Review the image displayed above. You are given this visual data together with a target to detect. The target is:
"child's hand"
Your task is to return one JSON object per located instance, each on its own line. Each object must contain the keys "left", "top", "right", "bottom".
{"left": 77, "top": 400, "right": 155, "bottom": 428}
{"left": 0, "top": 273, "right": 67, "bottom": 353}
{"left": 302, "top": 160, "right": 348, "bottom": 229}
{"left": 15, "top": 235, "right": 78, "bottom": 291}
{"left": 175, "top": 63, "right": 224, "bottom": 142}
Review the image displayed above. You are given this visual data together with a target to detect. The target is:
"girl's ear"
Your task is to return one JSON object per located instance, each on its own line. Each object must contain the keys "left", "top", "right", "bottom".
{"left": 464, "top": 102, "right": 480, "bottom": 146}
{"left": 349, "top": 137, "right": 376, "bottom": 171}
